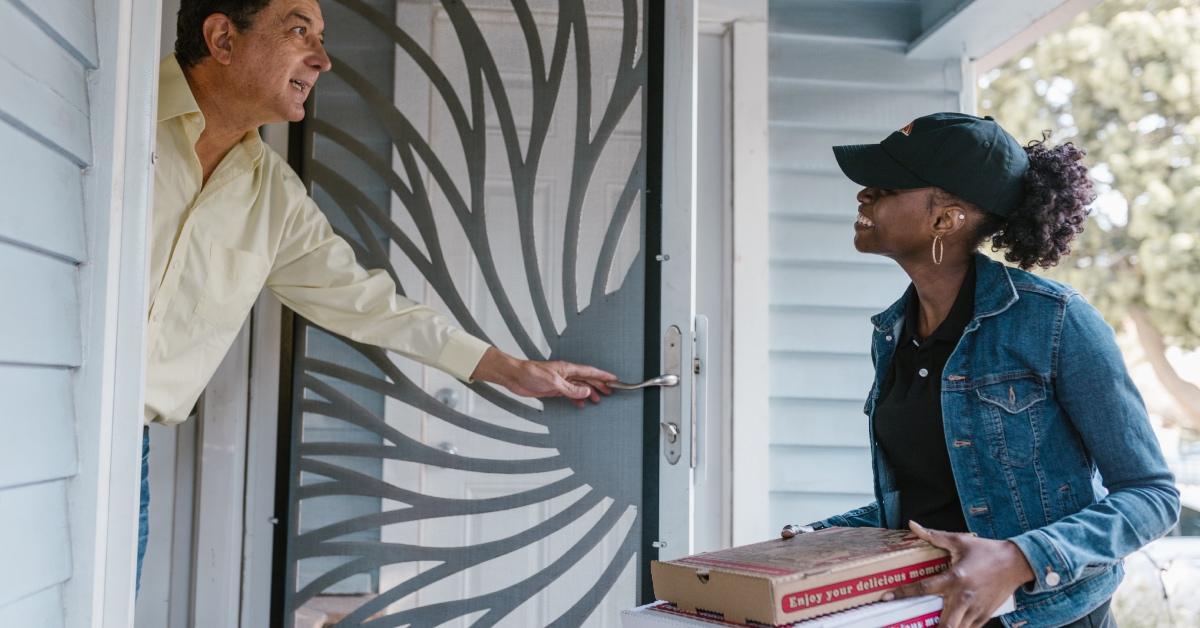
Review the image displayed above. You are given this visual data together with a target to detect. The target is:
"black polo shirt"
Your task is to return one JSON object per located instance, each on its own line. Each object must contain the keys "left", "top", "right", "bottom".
{"left": 872, "top": 260, "right": 976, "bottom": 533}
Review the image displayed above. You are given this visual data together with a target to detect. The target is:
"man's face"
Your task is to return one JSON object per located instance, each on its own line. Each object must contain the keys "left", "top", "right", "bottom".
{"left": 229, "top": 0, "right": 331, "bottom": 124}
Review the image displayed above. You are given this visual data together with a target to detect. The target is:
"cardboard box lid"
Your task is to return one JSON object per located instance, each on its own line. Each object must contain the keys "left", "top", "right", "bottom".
{"left": 651, "top": 528, "right": 952, "bottom": 625}
{"left": 662, "top": 528, "right": 946, "bottom": 583}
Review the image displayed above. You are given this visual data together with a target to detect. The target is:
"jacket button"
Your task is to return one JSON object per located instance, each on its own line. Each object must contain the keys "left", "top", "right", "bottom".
{"left": 1045, "top": 571, "right": 1061, "bottom": 587}
{"left": 885, "top": 335, "right": 893, "bottom": 342}
{"left": 918, "top": 368, "right": 929, "bottom": 378}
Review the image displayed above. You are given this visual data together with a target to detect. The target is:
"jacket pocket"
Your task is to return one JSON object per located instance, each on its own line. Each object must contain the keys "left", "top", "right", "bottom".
{"left": 976, "top": 374, "right": 1046, "bottom": 467}
{"left": 194, "top": 245, "right": 270, "bottom": 328}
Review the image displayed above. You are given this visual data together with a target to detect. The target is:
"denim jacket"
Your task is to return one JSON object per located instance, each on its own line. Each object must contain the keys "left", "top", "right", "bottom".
{"left": 816, "top": 254, "right": 1180, "bottom": 627}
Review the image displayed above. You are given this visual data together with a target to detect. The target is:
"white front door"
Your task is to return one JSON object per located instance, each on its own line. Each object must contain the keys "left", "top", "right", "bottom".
{"left": 277, "top": 1, "right": 699, "bottom": 626}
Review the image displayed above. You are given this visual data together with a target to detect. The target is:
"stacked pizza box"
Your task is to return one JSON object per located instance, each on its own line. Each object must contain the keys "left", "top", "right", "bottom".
{"left": 624, "top": 596, "right": 974, "bottom": 628}
{"left": 640, "top": 527, "right": 1012, "bottom": 627}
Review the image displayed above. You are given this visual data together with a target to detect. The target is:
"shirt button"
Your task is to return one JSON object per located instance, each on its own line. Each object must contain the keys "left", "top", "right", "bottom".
{"left": 1045, "top": 571, "right": 1061, "bottom": 587}
{"left": 885, "top": 335, "right": 893, "bottom": 342}
{"left": 918, "top": 368, "right": 929, "bottom": 378}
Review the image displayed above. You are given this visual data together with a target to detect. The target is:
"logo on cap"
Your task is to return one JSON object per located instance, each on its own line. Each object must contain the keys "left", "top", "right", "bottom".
{"left": 899, "top": 121, "right": 915, "bottom": 137}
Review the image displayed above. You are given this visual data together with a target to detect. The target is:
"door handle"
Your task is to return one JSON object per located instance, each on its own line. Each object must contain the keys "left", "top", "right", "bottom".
{"left": 609, "top": 374, "right": 680, "bottom": 390}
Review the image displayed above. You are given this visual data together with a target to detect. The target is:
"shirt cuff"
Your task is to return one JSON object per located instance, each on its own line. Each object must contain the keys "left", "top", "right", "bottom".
{"left": 435, "top": 330, "right": 491, "bottom": 383}
{"left": 1009, "top": 528, "right": 1070, "bottom": 594}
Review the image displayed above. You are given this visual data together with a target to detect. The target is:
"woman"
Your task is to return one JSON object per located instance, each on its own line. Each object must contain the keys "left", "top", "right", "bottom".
{"left": 807, "top": 113, "right": 1180, "bottom": 628}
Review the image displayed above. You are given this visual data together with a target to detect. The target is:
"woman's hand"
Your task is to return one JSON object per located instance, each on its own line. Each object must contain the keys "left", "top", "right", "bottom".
{"left": 885, "top": 521, "right": 1034, "bottom": 628}
{"left": 471, "top": 347, "right": 615, "bottom": 408}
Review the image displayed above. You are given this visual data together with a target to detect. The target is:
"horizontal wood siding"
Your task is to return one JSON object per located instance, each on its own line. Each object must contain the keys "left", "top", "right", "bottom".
{"left": 0, "top": 2, "right": 92, "bottom": 165}
{"left": 0, "top": 585, "right": 66, "bottom": 628}
{"left": 0, "top": 121, "right": 86, "bottom": 261}
{"left": 770, "top": 262, "right": 908, "bottom": 310}
{"left": 0, "top": 242, "right": 83, "bottom": 366}
{"left": 0, "top": 0, "right": 95, "bottom": 623}
{"left": 0, "top": 481, "right": 73, "bottom": 607}
{"left": 0, "top": 366, "right": 77, "bottom": 490}
{"left": 767, "top": 2, "right": 964, "bottom": 532}
{"left": 9, "top": 0, "right": 100, "bottom": 68}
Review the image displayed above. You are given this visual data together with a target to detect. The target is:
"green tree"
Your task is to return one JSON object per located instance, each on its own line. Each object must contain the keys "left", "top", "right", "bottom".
{"left": 979, "top": 0, "right": 1200, "bottom": 429}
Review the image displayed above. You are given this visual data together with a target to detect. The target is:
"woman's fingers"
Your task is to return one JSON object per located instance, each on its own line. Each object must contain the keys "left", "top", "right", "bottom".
{"left": 940, "top": 592, "right": 972, "bottom": 628}
{"left": 886, "top": 569, "right": 951, "bottom": 600}
{"left": 909, "top": 520, "right": 960, "bottom": 551}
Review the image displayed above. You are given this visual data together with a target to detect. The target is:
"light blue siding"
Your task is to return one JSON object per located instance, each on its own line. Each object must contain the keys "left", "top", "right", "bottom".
{"left": 0, "top": 481, "right": 73, "bottom": 607}
{"left": 0, "top": 366, "right": 77, "bottom": 490}
{"left": 767, "top": 0, "right": 967, "bottom": 533}
{"left": 0, "top": 585, "right": 66, "bottom": 628}
{"left": 9, "top": 0, "right": 99, "bottom": 68}
{"left": 0, "top": 243, "right": 83, "bottom": 366}
{"left": 0, "top": 121, "right": 86, "bottom": 261}
{"left": 0, "top": 2, "right": 91, "bottom": 165}
{"left": 0, "top": 0, "right": 97, "bottom": 623}
{"left": 770, "top": 262, "right": 909, "bottom": 310}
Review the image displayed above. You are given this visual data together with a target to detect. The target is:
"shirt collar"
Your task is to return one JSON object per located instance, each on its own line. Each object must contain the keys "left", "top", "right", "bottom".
{"left": 157, "top": 54, "right": 265, "bottom": 167}
{"left": 158, "top": 54, "right": 201, "bottom": 122}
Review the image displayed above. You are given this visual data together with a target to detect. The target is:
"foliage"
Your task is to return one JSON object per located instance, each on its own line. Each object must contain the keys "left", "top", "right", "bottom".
{"left": 978, "top": 0, "right": 1200, "bottom": 349}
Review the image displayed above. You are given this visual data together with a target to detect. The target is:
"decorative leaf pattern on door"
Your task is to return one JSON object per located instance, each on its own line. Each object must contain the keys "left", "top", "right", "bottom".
{"left": 282, "top": 1, "right": 647, "bottom": 625}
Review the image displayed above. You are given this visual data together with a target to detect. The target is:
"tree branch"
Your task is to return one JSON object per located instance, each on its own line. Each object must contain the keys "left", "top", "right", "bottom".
{"left": 1128, "top": 305, "right": 1200, "bottom": 431}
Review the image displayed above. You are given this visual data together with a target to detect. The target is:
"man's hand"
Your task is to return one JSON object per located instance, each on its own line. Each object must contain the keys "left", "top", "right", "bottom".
{"left": 471, "top": 347, "right": 616, "bottom": 408}
{"left": 884, "top": 521, "right": 1034, "bottom": 628}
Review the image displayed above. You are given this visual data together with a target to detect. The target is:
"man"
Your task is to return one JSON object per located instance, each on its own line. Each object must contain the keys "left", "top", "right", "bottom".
{"left": 141, "top": 0, "right": 615, "bottom": 587}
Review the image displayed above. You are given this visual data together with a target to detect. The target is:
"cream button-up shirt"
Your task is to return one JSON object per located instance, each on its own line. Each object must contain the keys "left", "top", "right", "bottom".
{"left": 146, "top": 55, "right": 490, "bottom": 425}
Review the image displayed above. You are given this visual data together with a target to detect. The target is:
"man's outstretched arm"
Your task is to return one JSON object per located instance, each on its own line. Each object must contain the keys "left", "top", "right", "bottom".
{"left": 268, "top": 191, "right": 615, "bottom": 403}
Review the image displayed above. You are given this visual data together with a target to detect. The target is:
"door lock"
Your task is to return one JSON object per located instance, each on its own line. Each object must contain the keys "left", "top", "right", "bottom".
{"left": 661, "top": 421, "right": 680, "bottom": 443}
{"left": 662, "top": 326, "right": 683, "bottom": 465}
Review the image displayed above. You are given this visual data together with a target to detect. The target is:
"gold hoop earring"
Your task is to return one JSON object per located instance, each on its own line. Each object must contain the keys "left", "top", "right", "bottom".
{"left": 932, "top": 235, "right": 944, "bottom": 265}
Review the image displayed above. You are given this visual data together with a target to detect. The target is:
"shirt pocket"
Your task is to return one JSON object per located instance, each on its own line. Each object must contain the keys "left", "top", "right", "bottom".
{"left": 193, "top": 244, "right": 270, "bottom": 328}
{"left": 975, "top": 374, "right": 1046, "bottom": 467}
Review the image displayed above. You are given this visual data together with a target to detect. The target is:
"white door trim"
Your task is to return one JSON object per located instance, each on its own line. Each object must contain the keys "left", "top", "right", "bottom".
{"left": 190, "top": 325, "right": 252, "bottom": 627}
{"left": 658, "top": 0, "right": 700, "bottom": 560}
{"left": 727, "top": 17, "right": 771, "bottom": 546}
{"left": 239, "top": 289, "right": 285, "bottom": 628}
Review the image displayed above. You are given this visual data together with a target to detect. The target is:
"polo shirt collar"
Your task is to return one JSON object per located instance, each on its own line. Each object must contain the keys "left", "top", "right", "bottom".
{"left": 899, "top": 257, "right": 976, "bottom": 345}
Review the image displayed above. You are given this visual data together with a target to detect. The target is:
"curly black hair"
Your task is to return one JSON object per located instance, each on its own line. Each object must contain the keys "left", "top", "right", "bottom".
{"left": 971, "top": 137, "right": 1095, "bottom": 270}
{"left": 175, "top": 0, "right": 275, "bottom": 68}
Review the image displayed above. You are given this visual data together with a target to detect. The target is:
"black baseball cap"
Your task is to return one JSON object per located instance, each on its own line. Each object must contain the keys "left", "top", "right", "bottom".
{"left": 832, "top": 112, "right": 1029, "bottom": 216}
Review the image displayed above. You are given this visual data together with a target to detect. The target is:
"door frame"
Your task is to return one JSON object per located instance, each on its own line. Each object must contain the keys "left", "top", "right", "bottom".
{"left": 67, "top": 0, "right": 161, "bottom": 625}
{"left": 189, "top": 0, "right": 769, "bottom": 623}
{"left": 654, "top": 0, "right": 698, "bottom": 566}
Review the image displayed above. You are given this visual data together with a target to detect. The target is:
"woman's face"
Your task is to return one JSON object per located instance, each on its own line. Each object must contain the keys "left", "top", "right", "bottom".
{"left": 852, "top": 186, "right": 936, "bottom": 260}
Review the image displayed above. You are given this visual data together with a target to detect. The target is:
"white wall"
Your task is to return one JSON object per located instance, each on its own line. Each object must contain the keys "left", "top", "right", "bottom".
{"left": 765, "top": 1, "right": 967, "bottom": 533}
{"left": 1, "top": 0, "right": 156, "bottom": 625}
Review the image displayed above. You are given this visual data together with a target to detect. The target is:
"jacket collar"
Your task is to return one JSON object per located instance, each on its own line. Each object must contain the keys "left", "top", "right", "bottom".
{"left": 871, "top": 253, "right": 1019, "bottom": 332}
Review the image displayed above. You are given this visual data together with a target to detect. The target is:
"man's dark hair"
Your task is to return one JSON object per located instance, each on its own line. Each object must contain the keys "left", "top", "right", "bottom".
{"left": 175, "top": 0, "right": 275, "bottom": 68}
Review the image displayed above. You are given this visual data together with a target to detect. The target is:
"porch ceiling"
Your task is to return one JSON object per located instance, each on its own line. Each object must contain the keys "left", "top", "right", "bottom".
{"left": 769, "top": 0, "right": 1098, "bottom": 61}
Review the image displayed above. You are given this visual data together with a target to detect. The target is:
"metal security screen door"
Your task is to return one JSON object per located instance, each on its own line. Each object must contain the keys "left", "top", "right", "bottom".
{"left": 275, "top": 0, "right": 663, "bottom": 625}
